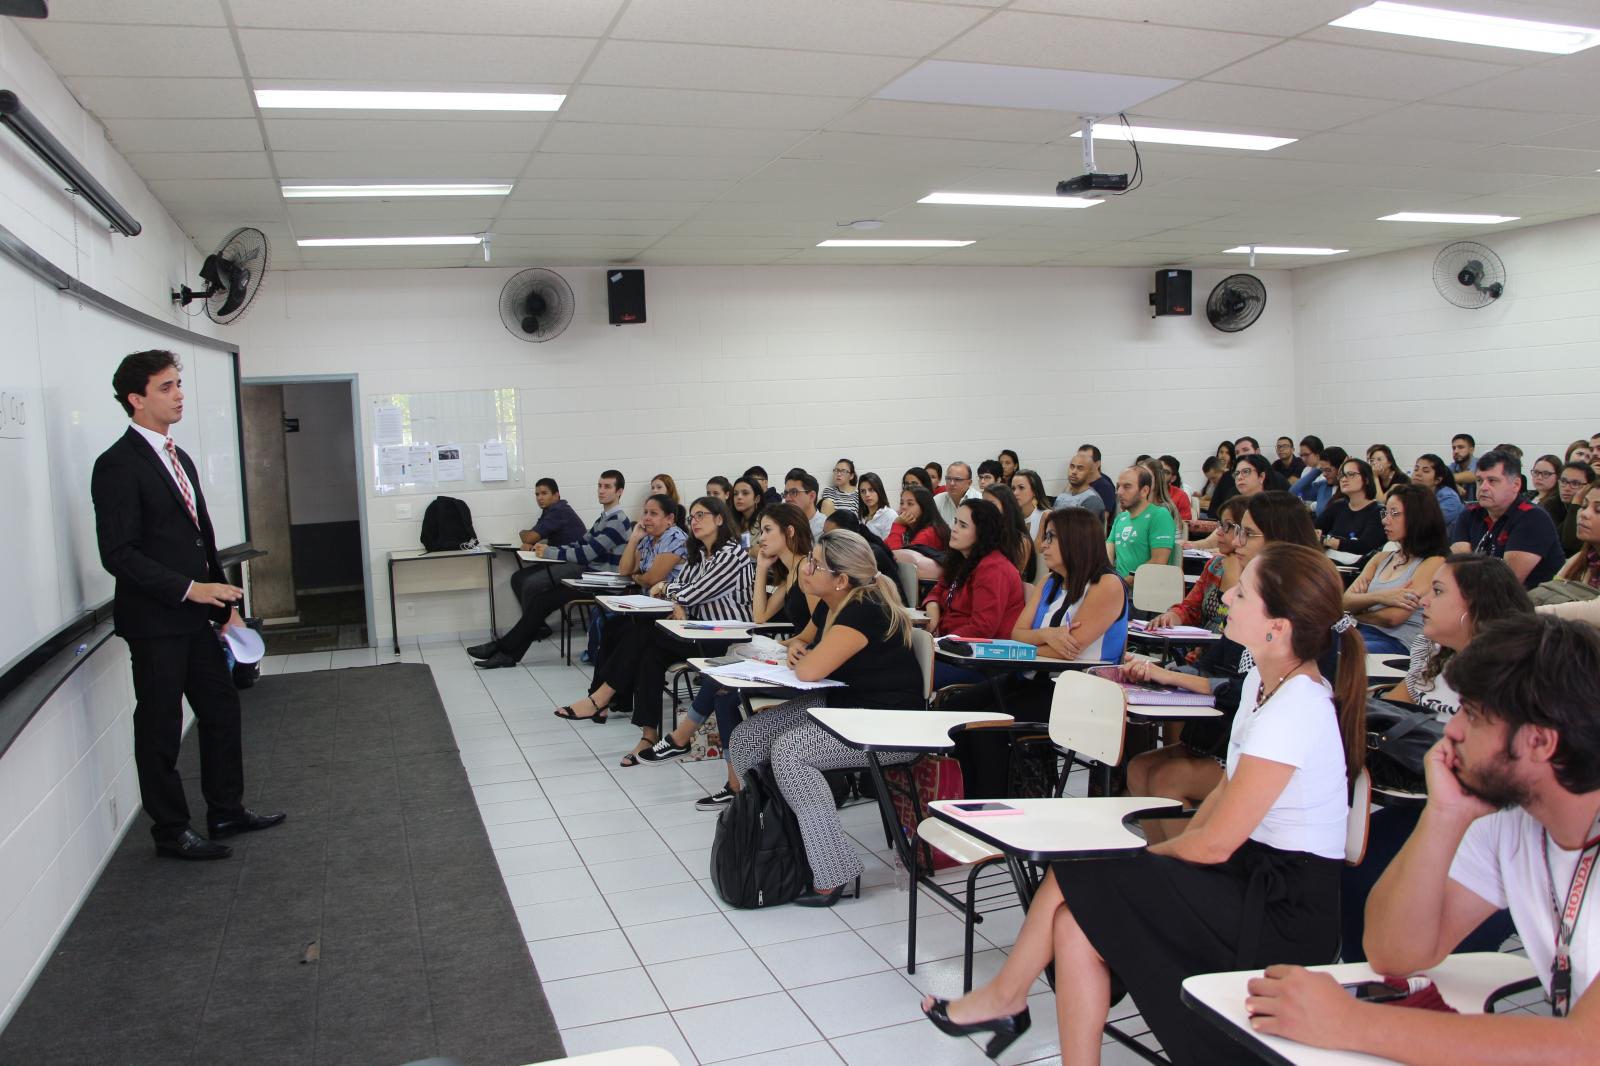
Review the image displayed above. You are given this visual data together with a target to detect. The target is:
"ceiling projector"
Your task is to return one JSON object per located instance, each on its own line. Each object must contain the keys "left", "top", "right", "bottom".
{"left": 1057, "top": 172, "right": 1130, "bottom": 196}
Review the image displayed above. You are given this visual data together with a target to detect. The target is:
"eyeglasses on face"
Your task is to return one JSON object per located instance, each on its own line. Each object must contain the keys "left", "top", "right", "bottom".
{"left": 1382, "top": 509, "right": 1403, "bottom": 520}
{"left": 1237, "top": 526, "right": 1265, "bottom": 540}
{"left": 783, "top": 487, "right": 804, "bottom": 498}
{"left": 1218, "top": 521, "right": 1241, "bottom": 535}
{"left": 946, "top": 475, "right": 968, "bottom": 485}
{"left": 801, "top": 555, "right": 838, "bottom": 575}
{"left": 1561, "top": 478, "right": 1589, "bottom": 489}
{"left": 688, "top": 510, "right": 715, "bottom": 523}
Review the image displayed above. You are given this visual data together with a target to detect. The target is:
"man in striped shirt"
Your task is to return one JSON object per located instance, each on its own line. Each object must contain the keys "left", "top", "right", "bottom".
{"left": 469, "top": 469, "right": 633, "bottom": 668}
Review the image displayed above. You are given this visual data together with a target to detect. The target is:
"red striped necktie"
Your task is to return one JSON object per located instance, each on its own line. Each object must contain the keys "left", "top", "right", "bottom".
{"left": 164, "top": 437, "right": 200, "bottom": 528}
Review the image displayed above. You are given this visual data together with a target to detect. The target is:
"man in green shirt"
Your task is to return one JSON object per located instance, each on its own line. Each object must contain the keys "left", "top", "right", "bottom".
{"left": 1107, "top": 466, "right": 1175, "bottom": 577}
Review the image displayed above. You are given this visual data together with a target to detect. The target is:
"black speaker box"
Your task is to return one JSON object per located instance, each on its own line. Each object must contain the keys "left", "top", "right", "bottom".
{"left": 607, "top": 269, "right": 646, "bottom": 325}
{"left": 1150, "top": 269, "right": 1192, "bottom": 316}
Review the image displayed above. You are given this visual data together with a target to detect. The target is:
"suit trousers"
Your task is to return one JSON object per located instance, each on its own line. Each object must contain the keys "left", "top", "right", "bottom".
{"left": 126, "top": 627, "right": 245, "bottom": 841}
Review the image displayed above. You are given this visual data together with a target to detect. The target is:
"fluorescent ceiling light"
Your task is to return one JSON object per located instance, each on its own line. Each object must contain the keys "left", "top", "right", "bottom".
{"left": 256, "top": 89, "right": 564, "bottom": 111}
{"left": 1379, "top": 211, "right": 1519, "bottom": 224}
{"left": 1329, "top": 2, "right": 1600, "bottom": 54}
{"left": 1071, "top": 124, "right": 1295, "bottom": 151}
{"left": 919, "top": 192, "right": 1101, "bottom": 209}
{"left": 816, "top": 239, "right": 974, "bottom": 248}
{"left": 298, "top": 235, "right": 483, "bottom": 247}
{"left": 282, "top": 183, "right": 512, "bottom": 199}
{"left": 1224, "top": 245, "right": 1347, "bottom": 256}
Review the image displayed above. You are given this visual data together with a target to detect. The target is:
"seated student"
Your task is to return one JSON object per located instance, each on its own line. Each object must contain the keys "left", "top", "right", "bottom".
{"left": 1078, "top": 443, "right": 1118, "bottom": 515}
{"left": 1107, "top": 465, "right": 1176, "bottom": 577}
{"left": 729, "top": 475, "right": 763, "bottom": 546}
{"left": 1251, "top": 613, "right": 1600, "bottom": 1062}
{"left": 1317, "top": 457, "right": 1388, "bottom": 558}
{"left": 470, "top": 470, "right": 632, "bottom": 666}
{"left": 727, "top": 530, "right": 925, "bottom": 906}
{"left": 1010, "top": 468, "right": 1050, "bottom": 544}
{"left": 976, "top": 458, "right": 1005, "bottom": 490}
{"left": 1366, "top": 443, "right": 1409, "bottom": 501}
{"left": 923, "top": 499, "right": 1026, "bottom": 688}
{"left": 1449, "top": 448, "right": 1566, "bottom": 588}
{"left": 1547, "top": 487, "right": 1600, "bottom": 594}
{"left": 1214, "top": 439, "right": 1236, "bottom": 479}
{"left": 1530, "top": 453, "right": 1562, "bottom": 511}
{"left": 1342, "top": 484, "right": 1448, "bottom": 653}
{"left": 1159, "top": 455, "right": 1193, "bottom": 523}
{"left": 1187, "top": 454, "right": 1275, "bottom": 550}
{"left": 902, "top": 465, "right": 935, "bottom": 495}
{"left": 517, "top": 477, "right": 586, "bottom": 551}
{"left": 1143, "top": 457, "right": 1185, "bottom": 536}
{"left": 997, "top": 449, "right": 1020, "bottom": 482}
{"left": 889, "top": 486, "right": 950, "bottom": 581}
{"left": 639, "top": 504, "right": 812, "bottom": 800}
{"left": 1411, "top": 451, "right": 1465, "bottom": 527}
{"left": 980, "top": 482, "right": 1036, "bottom": 582}
{"left": 822, "top": 509, "right": 898, "bottom": 589}
{"left": 1210, "top": 436, "right": 1292, "bottom": 512}
{"left": 1194, "top": 455, "right": 1225, "bottom": 518}
{"left": 1566, "top": 438, "right": 1591, "bottom": 467}
{"left": 935, "top": 461, "right": 982, "bottom": 523}
{"left": 855, "top": 471, "right": 897, "bottom": 539}
{"left": 1147, "top": 495, "right": 1247, "bottom": 637}
{"left": 818, "top": 457, "right": 859, "bottom": 516}
{"left": 1292, "top": 444, "right": 1347, "bottom": 518}
{"left": 926, "top": 542, "right": 1365, "bottom": 1064}
{"left": 1053, "top": 449, "right": 1108, "bottom": 521}
{"left": 1271, "top": 435, "right": 1305, "bottom": 481}
{"left": 783, "top": 469, "right": 827, "bottom": 538}
{"left": 651, "top": 473, "right": 681, "bottom": 511}
{"left": 925, "top": 461, "right": 945, "bottom": 494}
{"left": 704, "top": 475, "right": 732, "bottom": 501}
{"left": 1553, "top": 462, "right": 1596, "bottom": 556}
{"left": 744, "top": 465, "right": 781, "bottom": 509}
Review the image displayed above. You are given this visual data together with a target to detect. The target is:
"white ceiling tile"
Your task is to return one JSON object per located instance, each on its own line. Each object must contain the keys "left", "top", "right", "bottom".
{"left": 264, "top": 118, "right": 547, "bottom": 153}
{"left": 581, "top": 40, "right": 914, "bottom": 96}
{"left": 1007, "top": 0, "right": 1358, "bottom": 37}
{"left": 18, "top": 23, "right": 240, "bottom": 77}
{"left": 64, "top": 76, "right": 255, "bottom": 119}
{"left": 296, "top": 249, "right": 476, "bottom": 268}
{"left": 785, "top": 130, "right": 1035, "bottom": 166}
{"left": 102, "top": 118, "right": 265, "bottom": 153}
{"left": 1431, "top": 53, "right": 1600, "bottom": 115}
{"left": 1134, "top": 81, "right": 1397, "bottom": 131}
{"left": 1517, "top": 118, "right": 1600, "bottom": 150}
{"left": 229, "top": 0, "right": 623, "bottom": 36}
{"left": 540, "top": 122, "right": 807, "bottom": 157}
{"left": 504, "top": 178, "right": 732, "bottom": 201}
{"left": 558, "top": 85, "right": 853, "bottom": 129}
{"left": 1337, "top": 102, "right": 1594, "bottom": 144}
{"left": 146, "top": 178, "right": 285, "bottom": 205}
{"left": 523, "top": 153, "right": 766, "bottom": 181}
{"left": 644, "top": 234, "right": 817, "bottom": 250}
{"left": 630, "top": 249, "right": 790, "bottom": 264}
{"left": 875, "top": 60, "right": 1180, "bottom": 112}
{"left": 612, "top": 0, "right": 988, "bottom": 57}
{"left": 125, "top": 151, "right": 276, "bottom": 180}
{"left": 747, "top": 156, "right": 990, "bottom": 186}
{"left": 936, "top": 13, "right": 1278, "bottom": 79}
{"left": 1429, "top": 143, "right": 1600, "bottom": 177}
{"left": 286, "top": 202, "right": 502, "bottom": 225}
{"left": 496, "top": 200, "right": 705, "bottom": 220}
{"left": 237, "top": 28, "right": 594, "bottom": 82}
{"left": 666, "top": 220, "right": 834, "bottom": 237}
{"left": 43, "top": 1, "right": 225, "bottom": 25}
{"left": 1204, "top": 41, "right": 1516, "bottom": 101}
{"left": 271, "top": 151, "right": 531, "bottom": 180}
{"left": 825, "top": 99, "right": 1081, "bottom": 142}
{"left": 479, "top": 235, "right": 656, "bottom": 250}
{"left": 490, "top": 218, "right": 685, "bottom": 236}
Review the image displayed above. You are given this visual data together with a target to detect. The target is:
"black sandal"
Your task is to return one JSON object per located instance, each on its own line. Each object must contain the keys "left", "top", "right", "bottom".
{"left": 554, "top": 702, "right": 608, "bottom": 724}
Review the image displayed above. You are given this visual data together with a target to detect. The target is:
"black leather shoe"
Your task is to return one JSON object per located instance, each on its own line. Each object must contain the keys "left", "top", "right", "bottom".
{"left": 207, "top": 809, "right": 287, "bottom": 839}
{"left": 155, "top": 829, "right": 232, "bottom": 861}
{"left": 793, "top": 876, "right": 860, "bottom": 908}
{"left": 465, "top": 640, "right": 499, "bottom": 659}
{"left": 474, "top": 651, "right": 519, "bottom": 669}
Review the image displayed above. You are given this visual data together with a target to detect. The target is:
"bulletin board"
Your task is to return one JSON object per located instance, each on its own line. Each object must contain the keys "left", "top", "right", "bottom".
{"left": 368, "top": 388, "right": 522, "bottom": 495}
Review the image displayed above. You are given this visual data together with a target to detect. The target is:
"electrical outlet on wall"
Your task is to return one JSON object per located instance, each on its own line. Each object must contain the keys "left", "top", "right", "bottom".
{"left": 395, "top": 502, "right": 413, "bottom": 520}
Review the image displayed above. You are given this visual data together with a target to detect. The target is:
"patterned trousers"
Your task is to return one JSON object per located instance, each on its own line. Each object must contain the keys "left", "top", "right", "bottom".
{"left": 727, "top": 696, "right": 914, "bottom": 891}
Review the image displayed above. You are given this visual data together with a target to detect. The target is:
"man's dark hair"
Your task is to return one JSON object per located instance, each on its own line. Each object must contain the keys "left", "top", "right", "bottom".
{"left": 1563, "top": 461, "right": 1596, "bottom": 484}
{"left": 1300, "top": 434, "right": 1324, "bottom": 457}
{"left": 1476, "top": 448, "right": 1522, "bottom": 478}
{"left": 1077, "top": 443, "right": 1102, "bottom": 464}
{"left": 1322, "top": 446, "right": 1348, "bottom": 469}
{"left": 1234, "top": 453, "right": 1271, "bottom": 479}
{"left": 785, "top": 467, "right": 808, "bottom": 483}
{"left": 1134, "top": 454, "right": 1152, "bottom": 465}
{"left": 976, "top": 459, "right": 1004, "bottom": 481}
{"left": 1447, "top": 614, "right": 1600, "bottom": 794}
{"left": 1235, "top": 435, "right": 1260, "bottom": 450}
{"left": 112, "top": 349, "right": 180, "bottom": 417}
{"left": 535, "top": 477, "right": 559, "bottom": 494}
{"left": 600, "top": 469, "right": 625, "bottom": 491}
{"left": 1158, "top": 455, "right": 1182, "bottom": 487}
{"left": 1453, "top": 433, "right": 1476, "bottom": 449}
{"left": 1202, "top": 456, "right": 1221, "bottom": 475}
{"left": 743, "top": 465, "right": 768, "bottom": 482}
{"left": 1277, "top": 436, "right": 1293, "bottom": 446}
{"left": 786, "top": 471, "right": 819, "bottom": 496}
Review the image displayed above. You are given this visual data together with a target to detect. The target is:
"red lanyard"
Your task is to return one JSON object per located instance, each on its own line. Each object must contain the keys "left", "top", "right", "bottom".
{"left": 1540, "top": 816, "right": 1600, "bottom": 1017}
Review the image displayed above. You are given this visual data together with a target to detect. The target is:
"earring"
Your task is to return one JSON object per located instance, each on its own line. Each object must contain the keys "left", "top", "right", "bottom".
{"left": 1265, "top": 632, "right": 1273, "bottom": 643}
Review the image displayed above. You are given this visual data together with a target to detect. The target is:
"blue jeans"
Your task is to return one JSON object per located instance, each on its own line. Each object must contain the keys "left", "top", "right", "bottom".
{"left": 1356, "top": 624, "right": 1408, "bottom": 655}
{"left": 687, "top": 679, "right": 741, "bottom": 763}
{"left": 933, "top": 661, "right": 985, "bottom": 691}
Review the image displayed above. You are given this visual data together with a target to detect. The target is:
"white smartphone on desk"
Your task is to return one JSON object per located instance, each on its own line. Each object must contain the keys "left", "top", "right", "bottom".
{"left": 949, "top": 801, "right": 1023, "bottom": 816}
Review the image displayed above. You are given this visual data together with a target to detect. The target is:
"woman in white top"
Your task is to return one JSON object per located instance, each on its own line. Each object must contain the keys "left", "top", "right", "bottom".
{"left": 1010, "top": 468, "right": 1049, "bottom": 546}
{"left": 923, "top": 543, "right": 1366, "bottom": 1065}
{"left": 855, "top": 472, "right": 897, "bottom": 539}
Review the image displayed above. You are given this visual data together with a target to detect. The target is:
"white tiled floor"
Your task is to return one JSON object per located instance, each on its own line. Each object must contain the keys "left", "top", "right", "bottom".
{"left": 264, "top": 632, "right": 1161, "bottom": 1065}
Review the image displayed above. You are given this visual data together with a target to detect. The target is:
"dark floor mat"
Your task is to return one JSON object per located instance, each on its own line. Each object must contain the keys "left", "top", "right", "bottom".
{"left": 0, "top": 664, "right": 564, "bottom": 1066}
{"left": 264, "top": 591, "right": 369, "bottom": 654}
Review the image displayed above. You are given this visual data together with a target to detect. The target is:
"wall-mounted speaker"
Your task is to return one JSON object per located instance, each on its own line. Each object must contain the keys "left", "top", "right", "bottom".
{"left": 1149, "top": 268, "right": 1192, "bottom": 317}
{"left": 607, "top": 269, "right": 646, "bottom": 325}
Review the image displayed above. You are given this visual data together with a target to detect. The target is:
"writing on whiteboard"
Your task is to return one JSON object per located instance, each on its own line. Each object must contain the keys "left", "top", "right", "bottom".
{"left": 0, "top": 391, "right": 26, "bottom": 439}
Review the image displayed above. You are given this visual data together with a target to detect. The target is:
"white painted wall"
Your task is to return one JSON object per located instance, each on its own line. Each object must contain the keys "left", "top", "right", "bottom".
{"left": 229, "top": 262, "right": 1299, "bottom": 641}
{"left": 282, "top": 381, "right": 359, "bottom": 525}
{"left": 0, "top": 23, "right": 208, "bottom": 1028}
{"left": 1292, "top": 215, "right": 1600, "bottom": 471}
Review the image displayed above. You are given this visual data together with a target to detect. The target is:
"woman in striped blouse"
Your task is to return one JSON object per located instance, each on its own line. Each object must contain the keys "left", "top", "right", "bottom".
{"left": 597, "top": 497, "right": 756, "bottom": 766}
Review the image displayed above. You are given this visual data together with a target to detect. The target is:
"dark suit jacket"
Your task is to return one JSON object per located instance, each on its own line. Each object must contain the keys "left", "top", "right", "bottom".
{"left": 92, "top": 427, "right": 228, "bottom": 638}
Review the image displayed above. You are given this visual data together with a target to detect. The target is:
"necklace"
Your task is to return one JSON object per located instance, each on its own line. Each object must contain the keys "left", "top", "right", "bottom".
{"left": 1253, "top": 662, "right": 1306, "bottom": 711}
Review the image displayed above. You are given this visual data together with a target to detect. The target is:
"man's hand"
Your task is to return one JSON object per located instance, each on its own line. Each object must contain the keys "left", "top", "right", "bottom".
{"left": 1424, "top": 737, "right": 1497, "bottom": 825}
{"left": 187, "top": 582, "right": 243, "bottom": 608}
{"left": 1244, "top": 965, "right": 1361, "bottom": 1048}
{"left": 533, "top": 543, "right": 548, "bottom": 558}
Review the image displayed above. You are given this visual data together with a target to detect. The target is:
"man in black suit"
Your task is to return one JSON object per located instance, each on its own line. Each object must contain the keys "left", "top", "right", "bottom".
{"left": 92, "top": 350, "right": 284, "bottom": 860}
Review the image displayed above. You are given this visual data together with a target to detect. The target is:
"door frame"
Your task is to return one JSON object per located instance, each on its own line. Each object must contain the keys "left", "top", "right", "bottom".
{"left": 240, "top": 373, "right": 374, "bottom": 649}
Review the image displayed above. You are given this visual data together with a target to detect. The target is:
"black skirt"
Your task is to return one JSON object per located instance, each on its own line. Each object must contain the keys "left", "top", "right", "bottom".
{"left": 1053, "top": 839, "right": 1340, "bottom": 1066}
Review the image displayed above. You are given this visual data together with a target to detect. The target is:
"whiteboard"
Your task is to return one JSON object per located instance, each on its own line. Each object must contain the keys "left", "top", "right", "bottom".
{"left": 0, "top": 243, "right": 246, "bottom": 677}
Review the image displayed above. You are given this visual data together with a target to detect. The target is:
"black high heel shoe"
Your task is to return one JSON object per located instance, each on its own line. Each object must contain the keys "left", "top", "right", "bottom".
{"left": 793, "top": 876, "right": 860, "bottom": 908}
{"left": 922, "top": 998, "right": 1031, "bottom": 1060}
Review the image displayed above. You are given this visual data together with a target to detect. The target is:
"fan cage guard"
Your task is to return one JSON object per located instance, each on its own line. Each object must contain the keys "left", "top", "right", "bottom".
{"left": 1206, "top": 273, "right": 1267, "bottom": 333}
{"left": 499, "top": 269, "right": 575, "bottom": 342}
{"left": 205, "top": 226, "right": 270, "bottom": 325}
{"left": 1432, "top": 241, "right": 1505, "bottom": 310}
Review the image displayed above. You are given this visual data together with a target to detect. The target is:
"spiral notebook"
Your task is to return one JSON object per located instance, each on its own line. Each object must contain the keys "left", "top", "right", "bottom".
{"left": 1088, "top": 666, "right": 1216, "bottom": 707}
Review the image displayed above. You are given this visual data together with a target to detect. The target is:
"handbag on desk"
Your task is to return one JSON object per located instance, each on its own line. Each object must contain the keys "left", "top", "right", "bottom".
{"left": 1365, "top": 697, "right": 1443, "bottom": 794}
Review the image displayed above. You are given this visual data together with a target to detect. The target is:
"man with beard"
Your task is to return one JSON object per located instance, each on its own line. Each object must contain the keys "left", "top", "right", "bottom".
{"left": 1243, "top": 613, "right": 1600, "bottom": 1058}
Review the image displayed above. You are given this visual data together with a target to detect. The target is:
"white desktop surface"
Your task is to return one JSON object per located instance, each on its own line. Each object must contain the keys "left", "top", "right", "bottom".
{"left": 806, "top": 707, "right": 1011, "bottom": 752}
{"left": 927, "top": 796, "right": 1184, "bottom": 861}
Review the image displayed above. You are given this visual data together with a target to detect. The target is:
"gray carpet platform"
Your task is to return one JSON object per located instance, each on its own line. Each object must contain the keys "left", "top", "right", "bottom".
{"left": 0, "top": 664, "right": 564, "bottom": 1066}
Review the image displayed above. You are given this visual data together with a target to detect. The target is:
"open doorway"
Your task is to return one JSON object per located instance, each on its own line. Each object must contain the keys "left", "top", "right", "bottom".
{"left": 240, "top": 376, "right": 372, "bottom": 654}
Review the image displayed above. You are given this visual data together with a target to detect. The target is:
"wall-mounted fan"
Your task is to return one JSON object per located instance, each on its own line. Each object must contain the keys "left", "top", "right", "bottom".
{"left": 171, "top": 227, "right": 270, "bottom": 324}
{"left": 1433, "top": 241, "right": 1505, "bottom": 308}
{"left": 1206, "top": 274, "right": 1267, "bottom": 333}
{"left": 499, "top": 268, "right": 574, "bottom": 342}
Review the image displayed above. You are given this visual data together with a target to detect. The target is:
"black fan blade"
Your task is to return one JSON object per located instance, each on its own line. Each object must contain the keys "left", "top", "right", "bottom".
{"left": 215, "top": 259, "right": 250, "bottom": 316}
{"left": 520, "top": 290, "right": 548, "bottom": 333}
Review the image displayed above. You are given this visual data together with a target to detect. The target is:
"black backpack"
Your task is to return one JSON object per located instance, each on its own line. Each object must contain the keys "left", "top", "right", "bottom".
{"left": 420, "top": 496, "right": 477, "bottom": 552}
{"left": 710, "top": 765, "right": 810, "bottom": 909}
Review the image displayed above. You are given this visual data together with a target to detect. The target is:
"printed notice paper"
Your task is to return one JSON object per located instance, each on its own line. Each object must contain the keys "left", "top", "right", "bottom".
{"left": 373, "top": 404, "right": 404, "bottom": 446}
{"left": 479, "top": 441, "right": 508, "bottom": 482}
{"left": 434, "top": 443, "right": 464, "bottom": 483}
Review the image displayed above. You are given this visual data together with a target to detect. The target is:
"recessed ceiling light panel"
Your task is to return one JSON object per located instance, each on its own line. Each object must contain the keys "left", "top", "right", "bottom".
{"left": 1070, "top": 124, "right": 1295, "bottom": 151}
{"left": 1329, "top": 2, "right": 1600, "bottom": 54}
{"left": 298, "top": 235, "right": 484, "bottom": 247}
{"left": 816, "top": 239, "right": 974, "bottom": 248}
{"left": 256, "top": 89, "right": 564, "bottom": 111}
{"left": 282, "top": 184, "right": 513, "bottom": 199}
{"left": 1223, "top": 245, "right": 1347, "bottom": 256}
{"left": 1379, "top": 212, "right": 1519, "bottom": 224}
{"left": 919, "top": 192, "right": 1101, "bottom": 209}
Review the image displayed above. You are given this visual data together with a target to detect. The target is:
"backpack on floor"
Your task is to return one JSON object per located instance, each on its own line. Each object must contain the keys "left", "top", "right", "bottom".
{"left": 420, "top": 495, "right": 478, "bottom": 552}
{"left": 883, "top": 755, "right": 965, "bottom": 871}
{"left": 710, "top": 764, "right": 810, "bottom": 909}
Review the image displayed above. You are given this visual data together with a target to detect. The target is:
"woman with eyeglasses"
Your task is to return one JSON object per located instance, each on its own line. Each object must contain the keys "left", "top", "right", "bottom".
{"left": 1316, "top": 458, "right": 1386, "bottom": 557}
{"left": 1528, "top": 453, "right": 1562, "bottom": 510}
{"left": 856, "top": 471, "right": 897, "bottom": 539}
{"left": 1341, "top": 484, "right": 1449, "bottom": 654}
{"left": 1147, "top": 496, "right": 1247, "bottom": 637}
{"left": 889, "top": 486, "right": 950, "bottom": 581}
{"left": 1409, "top": 452, "right": 1464, "bottom": 527}
{"left": 726, "top": 530, "right": 924, "bottom": 907}
{"left": 819, "top": 457, "right": 860, "bottom": 517}
{"left": 557, "top": 497, "right": 753, "bottom": 767}
{"left": 925, "top": 500, "right": 1026, "bottom": 689}
{"left": 1552, "top": 460, "right": 1596, "bottom": 556}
